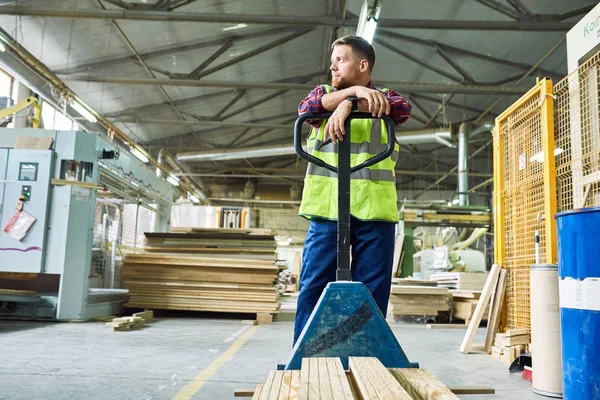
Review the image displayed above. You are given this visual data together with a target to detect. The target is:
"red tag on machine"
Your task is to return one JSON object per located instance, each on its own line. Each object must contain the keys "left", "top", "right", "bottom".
{"left": 3, "top": 200, "right": 36, "bottom": 241}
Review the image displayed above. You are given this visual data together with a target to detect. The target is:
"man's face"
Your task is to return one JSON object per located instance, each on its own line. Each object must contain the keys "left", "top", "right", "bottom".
{"left": 330, "top": 44, "right": 363, "bottom": 89}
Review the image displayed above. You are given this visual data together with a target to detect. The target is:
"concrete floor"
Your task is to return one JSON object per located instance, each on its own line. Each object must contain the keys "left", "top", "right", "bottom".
{"left": 0, "top": 316, "right": 541, "bottom": 400}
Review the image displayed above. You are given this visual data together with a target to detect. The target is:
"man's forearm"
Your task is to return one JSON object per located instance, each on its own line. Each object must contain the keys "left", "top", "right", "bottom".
{"left": 321, "top": 87, "right": 356, "bottom": 111}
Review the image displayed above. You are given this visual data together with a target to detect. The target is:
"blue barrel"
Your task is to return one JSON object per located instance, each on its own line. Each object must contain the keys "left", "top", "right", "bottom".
{"left": 555, "top": 207, "right": 600, "bottom": 400}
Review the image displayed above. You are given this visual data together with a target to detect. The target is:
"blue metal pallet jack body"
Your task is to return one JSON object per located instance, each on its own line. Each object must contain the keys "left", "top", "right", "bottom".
{"left": 281, "top": 112, "right": 419, "bottom": 371}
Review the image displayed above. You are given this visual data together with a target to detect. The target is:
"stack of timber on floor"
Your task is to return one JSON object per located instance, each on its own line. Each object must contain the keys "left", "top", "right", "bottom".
{"left": 122, "top": 229, "right": 282, "bottom": 318}
{"left": 430, "top": 272, "right": 488, "bottom": 290}
{"left": 451, "top": 290, "right": 489, "bottom": 324}
{"left": 387, "top": 285, "right": 452, "bottom": 320}
{"left": 491, "top": 328, "right": 529, "bottom": 364}
{"left": 248, "top": 357, "right": 461, "bottom": 399}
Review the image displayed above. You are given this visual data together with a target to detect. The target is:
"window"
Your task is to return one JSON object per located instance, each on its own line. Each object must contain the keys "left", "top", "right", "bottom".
{"left": 41, "top": 101, "right": 74, "bottom": 130}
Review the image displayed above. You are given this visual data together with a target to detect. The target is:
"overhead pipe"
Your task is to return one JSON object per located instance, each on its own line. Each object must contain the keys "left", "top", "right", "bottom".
{"left": 458, "top": 122, "right": 472, "bottom": 206}
{"left": 457, "top": 121, "right": 493, "bottom": 206}
{"left": 177, "top": 128, "right": 455, "bottom": 162}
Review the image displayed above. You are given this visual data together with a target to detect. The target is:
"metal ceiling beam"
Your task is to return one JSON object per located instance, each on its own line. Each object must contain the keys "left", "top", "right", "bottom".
{"left": 194, "top": 28, "right": 313, "bottom": 80}
{"left": 53, "top": 26, "right": 294, "bottom": 74}
{"left": 560, "top": 5, "right": 596, "bottom": 21}
{"left": 220, "top": 71, "right": 323, "bottom": 120}
{"left": 407, "top": 113, "right": 428, "bottom": 126}
{"left": 64, "top": 75, "right": 529, "bottom": 95}
{"left": 104, "top": 88, "right": 237, "bottom": 117}
{"left": 425, "top": 93, "right": 455, "bottom": 127}
{"left": 0, "top": 7, "right": 577, "bottom": 30}
{"left": 407, "top": 94, "right": 433, "bottom": 121}
{"left": 374, "top": 38, "right": 463, "bottom": 83}
{"left": 187, "top": 41, "right": 233, "bottom": 79}
{"left": 472, "top": 0, "right": 521, "bottom": 20}
{"left": 377, "top": 30, "right": 564, "bottom": 80}
{"left": 212, "top": 91, "right": 247, "bottom": 120}
{"left": 96, "top": 0, "right": 214, "bottom": 148}
{"left": 409, "top": 93, "right": 497, "bottom": 117}
{"left": 106, "top": 71, "right": 321, "bottom": 119}
{"left": 220, "top": 89, "right": 287, "bottom": 120}
{"left": 475, "top": 36, "right": 566, "bottom": 123}
{"left": 114, "top": 118, "right": 292, "bottom": 130}
{"left": 507, "top": 0, "right": 535, "bottom": 19}
{"left": 433, "top": 43, "right": 477, "bottom": 84}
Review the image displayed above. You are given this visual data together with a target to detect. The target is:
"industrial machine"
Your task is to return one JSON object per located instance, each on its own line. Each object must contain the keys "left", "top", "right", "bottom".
{"left": 0, "top": 128, "right": 174, "bottom": 321}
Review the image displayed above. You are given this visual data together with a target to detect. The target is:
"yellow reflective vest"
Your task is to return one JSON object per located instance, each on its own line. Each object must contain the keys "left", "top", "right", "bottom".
{"left": 299, "top": 85, "right": 400, "bottom": 223}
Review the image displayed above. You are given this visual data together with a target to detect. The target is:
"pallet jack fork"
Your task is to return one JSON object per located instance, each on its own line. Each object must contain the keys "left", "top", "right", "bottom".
{"left": 281, "top": 112, "right": 418, "bottom": 370}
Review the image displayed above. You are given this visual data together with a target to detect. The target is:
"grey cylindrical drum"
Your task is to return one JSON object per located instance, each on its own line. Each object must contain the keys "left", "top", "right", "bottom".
{"left": 530, "top": 264, "right": 563, "bottom": 398}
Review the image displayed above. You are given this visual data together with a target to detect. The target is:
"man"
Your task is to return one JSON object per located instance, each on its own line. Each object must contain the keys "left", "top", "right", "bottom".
{"left": 294, "top": 35, "right": 411, "bottom": 345}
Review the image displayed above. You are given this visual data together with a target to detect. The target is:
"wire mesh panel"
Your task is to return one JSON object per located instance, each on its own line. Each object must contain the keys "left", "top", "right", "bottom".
{"left": 554, "top": 51, "right": 600, "bottom": 211}
{"left": 494, "top": 79, "right": 556, "bottom": 330}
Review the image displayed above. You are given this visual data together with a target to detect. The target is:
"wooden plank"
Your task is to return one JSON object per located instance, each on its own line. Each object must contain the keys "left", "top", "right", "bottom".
{"left": 289, "top": 370, "right": 300, "bottom": 399}
{"left": 266, "top": 371, "right": 284, "bottom": 400}
{"left": 448, "top": 386, "right": 495, "bottom": 395}
{"left": 349, "top": 357, "right": 412, "bottom": 399}
{"left": 506, "top": 328, "right": 528, "bottom": 336}
{"left": 325, "top": 358, "right": 354, "bottom": 400}
{"left": 132, "top": 310, "right": 153, "bottom": 322}
{"left": 234, "top": 389, "right": 255, "bottom": 397}
{"left": 460, "top": 264, "right": 502, "bottom": 354}
{"left": 279, "top": 371, "right": 293, "bottom": 399}
{"left": 484, "top": 269, "right": 507, "bottom": 353}
{"left": 0, "top": 288, "right": 36, "bottom": 296}
{"left": 251, "top": 384, "right": 264, "bottom": 400}
{"left": 259, "top": 371, "right": 277, "bottom": 400}
{"left": 391, "top": 233, "right": 405, "bottom": 278}
{"left": 390, "top": 368, "right": 460, "bottom": 400}
{"left": 299, "top": 358, "right": 310, "bottom": 399}
{"left": 426, "top": 324, "right": 467, "bottom": 330}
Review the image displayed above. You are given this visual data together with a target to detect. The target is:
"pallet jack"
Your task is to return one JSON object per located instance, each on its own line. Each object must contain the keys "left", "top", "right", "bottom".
{"left": 281, "top": 112, "right": 419, "bottom": 370}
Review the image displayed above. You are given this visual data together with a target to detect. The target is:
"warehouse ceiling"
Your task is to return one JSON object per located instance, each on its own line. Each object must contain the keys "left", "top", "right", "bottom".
{"left": 0, "top": 0, "right": 595, "bottom": 204}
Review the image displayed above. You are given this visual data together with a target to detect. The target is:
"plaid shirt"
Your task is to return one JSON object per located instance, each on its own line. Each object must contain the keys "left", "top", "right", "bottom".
{"left": 298, "top": 80, "right": 411, "bottom": 128}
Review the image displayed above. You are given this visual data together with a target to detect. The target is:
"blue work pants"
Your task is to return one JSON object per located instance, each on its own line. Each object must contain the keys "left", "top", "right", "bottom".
{"left": 293, "top": 217, "right": 395, "bottom": 345}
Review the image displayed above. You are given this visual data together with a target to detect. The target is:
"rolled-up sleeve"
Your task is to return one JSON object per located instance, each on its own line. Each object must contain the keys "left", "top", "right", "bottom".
{"left": 298, "top": 85, "right": 327, "bottom": 129}
{"left": 384, "top": 89, "right": 411, "bottom": 126}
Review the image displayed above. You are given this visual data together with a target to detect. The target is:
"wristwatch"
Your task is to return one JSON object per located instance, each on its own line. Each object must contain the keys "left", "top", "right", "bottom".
{"left": 347, "top": 96, "right": 358, "bottom": 111}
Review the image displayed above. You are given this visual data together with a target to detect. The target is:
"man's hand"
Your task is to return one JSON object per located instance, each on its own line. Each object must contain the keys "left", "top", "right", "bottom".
{"left": 324, "top": 99, "right": 352, "bottom": 144}
{"left": 354, "top": 86, "right": 390, "bottom": 118}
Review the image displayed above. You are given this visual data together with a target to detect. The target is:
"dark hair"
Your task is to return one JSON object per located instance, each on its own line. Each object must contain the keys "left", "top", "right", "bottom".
{"left": 331, "top": 35, "right": 376, "bottom": 73}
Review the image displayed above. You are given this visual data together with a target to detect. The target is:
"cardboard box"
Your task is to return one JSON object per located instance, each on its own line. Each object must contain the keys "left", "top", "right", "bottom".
{"left": 14, "top": 136, "right": 53, "bottom": 150}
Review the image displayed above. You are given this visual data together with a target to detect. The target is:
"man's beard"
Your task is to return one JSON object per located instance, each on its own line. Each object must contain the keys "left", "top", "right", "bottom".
{"left": 332, "top": 76, "right": 350, "bottom": 89}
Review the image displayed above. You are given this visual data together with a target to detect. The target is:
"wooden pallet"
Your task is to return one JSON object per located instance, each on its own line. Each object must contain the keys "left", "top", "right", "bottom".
{"left": 238, "top": 357, "right": 493, "bottom": 399}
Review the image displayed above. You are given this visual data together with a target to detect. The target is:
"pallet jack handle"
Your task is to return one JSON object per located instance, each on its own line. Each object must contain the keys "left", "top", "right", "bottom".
{"left": 294, "top": 113, "right": 397, "bottom": 281}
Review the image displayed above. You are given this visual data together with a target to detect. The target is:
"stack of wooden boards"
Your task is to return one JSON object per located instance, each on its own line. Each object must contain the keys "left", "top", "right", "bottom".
{"left": 122, "top": 228, "right": 283, "bottom": 320}
{"left": 430, "top": 272, "right": 488, "bottom": 290}
{"left": 387, "top": 283, "right": 452, "bottom": 320}
{"left": 451, "top": 290, "right": 489, "bottom": 324}
{"left": 244, "top": 357, "right": 469, "bottom": 399}
{"left": 492, "top": 328, "right": 529, "bottom": 364}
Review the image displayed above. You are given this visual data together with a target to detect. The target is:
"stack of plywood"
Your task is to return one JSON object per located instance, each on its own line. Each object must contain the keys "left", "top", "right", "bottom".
{"left": 492, "top": 328, "right": 529, "bottom": 364}
{"left": 387, "top": 285, "right": 452, "bottom": 320}
{"left": 247, "top": 357, "right": 462, "bottom": 399}
{"left": 451, "top": 290, "right": 489, "bottom": 324}
{"left": 430, "top": 272, "right": 489, "bottom": 290}
{"left": 122, "top": 228, "right": 282, "bottom": 320}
